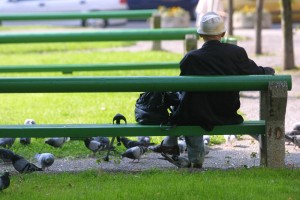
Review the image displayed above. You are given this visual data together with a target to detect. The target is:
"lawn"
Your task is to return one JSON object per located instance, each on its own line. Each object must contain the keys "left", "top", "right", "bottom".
{"left": 1, "top": 168, "right": 299, "bottom": 200}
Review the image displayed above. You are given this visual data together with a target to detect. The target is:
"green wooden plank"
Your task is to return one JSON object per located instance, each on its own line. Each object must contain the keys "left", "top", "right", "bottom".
{"left": 0, "top": 62, "right": 179, "bottom": 73}
{"left": 0, "top": 28, "right": 198, "bottom": 44}
{"left": 0, "top": 10, "right": 157, "bottom": 20}
{"left": 0, "top": 121, "right": 265, "bottom": 138}
{"left": 0, "top": 75, "right": 292, "bottom": 93}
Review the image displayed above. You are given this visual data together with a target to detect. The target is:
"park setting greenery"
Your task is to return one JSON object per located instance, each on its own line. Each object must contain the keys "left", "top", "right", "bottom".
{"left": 0, "top": 27, "right": 299, "bottom": 199}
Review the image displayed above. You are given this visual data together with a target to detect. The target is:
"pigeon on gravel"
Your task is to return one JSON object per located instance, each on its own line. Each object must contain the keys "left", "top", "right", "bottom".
{"left": 0, "top": 148, "right": 15, "bottom": 163}
{"left": 285, "top": 130, "right": 300, "bottom": 148}
{"left": 161, "top": 153, "right": 191, "bottom": 168}
{"left": 203, "top": 135, "right": 210, "bottom": 145}
{"left": 121, "top": 146, "right": 147, "bottom": 162}
{"left": 35, "top": 153, "right": 55, "bottom": 170}
{"left": 178, "top": 137, "right": 187, "bottom": 153}
{"left": 137, "top": 136, "right": 151, "bottom": 145}
{"left": 0, "top": 138, "right": 15, "bottom": 149}
{"left": 20, "top": 119, "right": 36, "bottom": 145}
{"left": 45, "top": 137, "right": 69, "bottom": 148}
{"left": 92, "top": 136, "right": 110, "bottom": 147}
{"left": 84, "top": 138, "right": 110, "bottom": 155}
{"left": 224, "top": 135, "right": 237, "bottom": 146}
{"left": 0, "top": 172, "right": 10, "bottom": 191}
{"left": 117, "top": 137, "right": 147, "bottom": 149}
{"left": 293, "top": 136, "right": 300, "bottom": 148}
{"left": 11, "top": 153, "right": 43, "bottom": 173}
{"left": 293, "top": 123, "right": 300, "bottom": 131}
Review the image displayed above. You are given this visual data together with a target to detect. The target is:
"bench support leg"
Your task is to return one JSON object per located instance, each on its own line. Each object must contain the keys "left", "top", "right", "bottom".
{"left": 260, "top": 81, "right": 288, "bottom": 168}
{"left": 150, "top": 14, "right": 162, "bottom": 51}
{"left": 184, "top": 34, "right": 198, "bottom": 54}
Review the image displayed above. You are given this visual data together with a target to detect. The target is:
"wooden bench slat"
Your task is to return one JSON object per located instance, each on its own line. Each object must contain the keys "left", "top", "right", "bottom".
{"left": 0, "top": 120, "right": 265, "bottom": 138}
{"left": 0, "top": 62, "right": 180, "bottom": 73}
{"left": 0, "top": 28, "right": 197, "bottom": 44}
{"left": 0, "top": 75, "right": 292, "bottom": 93}
{"left": 0, "top": 10, "right": 157, "bottom": 20}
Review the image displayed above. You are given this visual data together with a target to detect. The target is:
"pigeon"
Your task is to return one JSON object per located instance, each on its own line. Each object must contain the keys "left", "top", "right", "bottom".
{"left": 293, "top": 136, "right": 300, "bottom": 148}
{"left": 293, "top": 123, "right": 300, "bottom": 131}
{"left": 224, "top": 135, "right": 237, "bottom": 146}
{"left": 285, "top": 130, "right": 298, "bottom": 143}
{"left": 20, "top": 119, "right": 35, "bottom": 145}
{"left": 161, "top": 153, "right": 191, "bottom": 168}
{"left": 203, "top": 135, "right": 210, "bottom": 145}
{"left": 45, "top": 137, "right": 69, "bottom": 148}
{"left": 117, "top": 137, "right": 146, "bottom": 149}
{"left": 0, "top": 148, "right": 15, "bottom": 163}
{"left": 178, "top": 137, "right": 187, "bottom": 153}
{"left": 0, "top": 172, "right": 10, "bottom": 191}
{"left": 11, "top": 153, "right": 43, "bottom": 173}
{"left": 204, "top": 144, "right": 210, "bottom": 155}
{"left": 35, "top": 153, "right": 55, "bottom": 170}
{"left": 137, "top": 136, "right": 151, "bottom": 145}
{"left": 286, "top": 130, "right": 300, "bottom": 136}
{"left": 92, "top": 136, "right": 110, "bottom": 148}
{"left": 121, "top": 146, "right": 147, "bottom": 162}
{"left": 0, "top": 138, "right": 15, "bottom": 149}
{"left": 113, "top": 113, "right": 127, "bottom": 125}
{"left": 285, "top": 130, "right": 300, "bottom": 148}
{"left": 84, "top": 138, "right": 110, "bottom": 155}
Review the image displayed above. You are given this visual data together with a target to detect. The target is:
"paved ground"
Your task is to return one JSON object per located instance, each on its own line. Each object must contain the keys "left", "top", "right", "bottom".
{"left": 1, "top": 26, "right": 300, "bottom": 172}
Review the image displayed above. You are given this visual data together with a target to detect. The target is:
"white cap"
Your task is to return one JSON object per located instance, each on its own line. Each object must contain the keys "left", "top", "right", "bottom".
{"left": 197, "top": 12, "right": 226, "bottom": 35}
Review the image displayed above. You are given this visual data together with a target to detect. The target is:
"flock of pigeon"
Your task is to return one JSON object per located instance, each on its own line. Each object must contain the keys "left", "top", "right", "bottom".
{"left": 0, "top": 115, "right": 211, "bottom": 191}
{"left": 1, "top": 114, "right": 299, "bottom": 191}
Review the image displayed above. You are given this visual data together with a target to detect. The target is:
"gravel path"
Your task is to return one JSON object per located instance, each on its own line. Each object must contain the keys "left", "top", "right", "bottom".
{"left": 1, "top": 28, "right": 299, "bottom": 173}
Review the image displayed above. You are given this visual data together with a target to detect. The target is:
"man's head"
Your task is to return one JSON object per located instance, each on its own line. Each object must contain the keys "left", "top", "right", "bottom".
{"left": 197, "top": 12, "right": 226, "bottom": 41}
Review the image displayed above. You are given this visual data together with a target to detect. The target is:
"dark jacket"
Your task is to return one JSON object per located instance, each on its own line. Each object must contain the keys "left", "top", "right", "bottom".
{"left": 171, "top": 40, "right": 274, "bottom": 131}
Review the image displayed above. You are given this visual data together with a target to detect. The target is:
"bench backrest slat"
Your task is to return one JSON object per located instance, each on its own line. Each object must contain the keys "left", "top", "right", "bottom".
{"left": 0, "top": 62, "right": 180, "bottom": 73}
{"left": 0, "top": 76, "right": 292, "bottom": 93}
{"left": 0, "top": 10, "right": 157, "bottom": 20}
{"left": 0, "top": 28, "right": 197, "bottom": 44}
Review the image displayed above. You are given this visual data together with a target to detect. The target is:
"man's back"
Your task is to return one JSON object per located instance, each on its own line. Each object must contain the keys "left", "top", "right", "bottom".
{"left": 172, "top": 40, "right": 269, "bottom": 131}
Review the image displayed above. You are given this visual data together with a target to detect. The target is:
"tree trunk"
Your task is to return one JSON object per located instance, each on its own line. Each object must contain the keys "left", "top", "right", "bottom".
{"left": 255, "top": 0, "right": 263, "bottom": 54}
{"left": 227, "top": 0, "right": 234, "bottom": 36}
{"left": 281, "top": 0, "right": 295, "bottom": 70}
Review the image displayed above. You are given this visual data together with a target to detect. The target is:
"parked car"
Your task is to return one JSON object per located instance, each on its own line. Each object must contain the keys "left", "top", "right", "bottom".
{"left": 0, "top": 0, "right": 128, "bottom": 27}
{"left": 127, "top": 0, "right": 199, "bottom": 19}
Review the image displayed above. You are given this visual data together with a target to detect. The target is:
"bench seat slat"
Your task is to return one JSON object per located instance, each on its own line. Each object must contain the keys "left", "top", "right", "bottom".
{"left": 0, "top": 120, "right": 265, "bottom": 138}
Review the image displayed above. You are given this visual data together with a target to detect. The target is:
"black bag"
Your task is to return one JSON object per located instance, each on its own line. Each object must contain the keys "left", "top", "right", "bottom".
{"left": 135, "top": 92, "right": 180, "bottom": 125}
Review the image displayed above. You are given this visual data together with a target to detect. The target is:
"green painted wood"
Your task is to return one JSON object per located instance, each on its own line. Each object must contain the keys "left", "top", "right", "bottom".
{"left": 0, "top": 75, "right": 292, "bottom": 93}
{"left": 0, "top": 28, "right": 197, "bottom": 44}
{"left": 0, "top": 10, "right": 157, "bottom": 20}
{"left": 0, "top": 121, "right": 265, "bottom": 138}
{"left": 0, "top": 62, "right": 179, "bottom": 73}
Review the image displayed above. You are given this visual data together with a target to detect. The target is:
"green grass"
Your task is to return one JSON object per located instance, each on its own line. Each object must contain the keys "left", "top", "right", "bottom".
{"left": 0, "top": 168, "right": 299, "bottom": 200}
{"left": 0, "top": 35, "right": 185, "bottom": 159}
{"left": 0, "top": 42, "right": 135, "bottom": 54}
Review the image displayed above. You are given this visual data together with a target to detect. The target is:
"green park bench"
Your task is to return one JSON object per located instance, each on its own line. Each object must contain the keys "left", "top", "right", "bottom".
{"left": 0, "top": 9, "right": 158, "bottom": 27}
{"left": 0, "top": 75, "right": 292, "bottom": 168}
